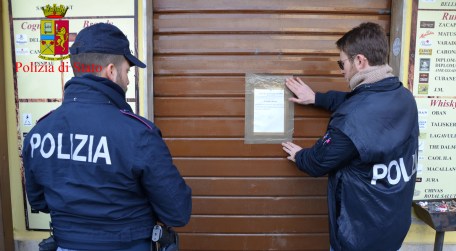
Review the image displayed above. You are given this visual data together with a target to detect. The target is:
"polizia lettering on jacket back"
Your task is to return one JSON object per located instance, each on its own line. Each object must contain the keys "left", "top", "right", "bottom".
{"left": 371, "top": 151, "right": 418, "bottom": 185}
{"left": 28, "top": 133, "right": 112, "bottom": 165}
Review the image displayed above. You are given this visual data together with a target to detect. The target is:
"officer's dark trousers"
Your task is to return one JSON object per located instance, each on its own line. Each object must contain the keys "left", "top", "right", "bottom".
{"left": 57, "top": 239, "right": 151, "bottom": 251}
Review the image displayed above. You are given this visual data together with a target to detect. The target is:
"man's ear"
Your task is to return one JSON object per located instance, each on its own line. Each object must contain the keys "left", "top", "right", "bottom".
{"left": 102, "top": 63, "right": 117, "bottom": 81}
{"left": 354, "top": 54, "right": 369, "bottom": 71}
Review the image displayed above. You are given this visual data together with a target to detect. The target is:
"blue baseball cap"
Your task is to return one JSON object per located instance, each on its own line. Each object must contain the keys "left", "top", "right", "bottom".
{"left": 70, "top": 23, "right": 146, "bottom": 68}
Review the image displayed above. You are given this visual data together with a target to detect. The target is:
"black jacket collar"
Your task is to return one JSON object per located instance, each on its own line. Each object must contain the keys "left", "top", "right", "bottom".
{"left": 64, "top": 74, "right": 133, "bottom": 112}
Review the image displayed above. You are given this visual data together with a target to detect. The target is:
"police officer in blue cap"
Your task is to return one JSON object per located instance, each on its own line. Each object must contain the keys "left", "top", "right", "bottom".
{"left": 22, "top": 23, "right": 192, "bottom": 251}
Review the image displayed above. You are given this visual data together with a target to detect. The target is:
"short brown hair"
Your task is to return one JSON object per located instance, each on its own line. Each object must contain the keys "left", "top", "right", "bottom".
{"left": 69, "top": 53, "right": 126, "bottom": 77}
{"left": 336, "top": 22, "right": 388, "bottom": 66}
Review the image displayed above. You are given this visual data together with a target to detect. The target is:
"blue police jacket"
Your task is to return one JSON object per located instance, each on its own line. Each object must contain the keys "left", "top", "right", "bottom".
{"left": 299, "top": 77, "right": 419, "bottom": 251}
{"left": 22, "top": 74, "right": 192, "bottom": 250}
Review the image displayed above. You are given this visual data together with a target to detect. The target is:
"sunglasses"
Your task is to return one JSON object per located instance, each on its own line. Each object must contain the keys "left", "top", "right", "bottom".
{"left": 337, "top": 58, "right": 351, "bottom": 70}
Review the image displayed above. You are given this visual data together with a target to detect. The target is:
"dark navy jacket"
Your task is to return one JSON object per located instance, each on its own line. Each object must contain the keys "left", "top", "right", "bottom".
{"left": 295, "top": 77, "right": 419, "bottom": 251}
{"left": 22, "top": 75, "right": 192, "bottom": 250}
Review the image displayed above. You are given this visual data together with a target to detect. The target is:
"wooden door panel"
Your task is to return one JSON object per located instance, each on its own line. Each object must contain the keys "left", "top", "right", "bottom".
{"left": 154, "top": 76, "right": 347, "bottom": 97}
{"left": 154, "top": 98, "right": 330, "bottom": 117}
{"left": 154, "top": 13, "right": 389, "bottom": 34}
{"left": 154, "top": 0, "right": 390, "bottom": 14}
{"left": 174, "top": 158, "right": 307, "bottom": 177}
{"left": 179, "top": 234, "right": 329, "bottom": 251}
{"left": 186, "top": 177, "right": 327, "bottom": 196}
{"left": 154, "top": 34, "right": 340, "bottom": 55}
{"left": 166, "top": 139, "right": 318, "bottom": 157}
{"left": 179, "top": 215, "right": 328, "bottom": 233}
{"left": 192, "top": 197, "right": 327, "bottom": 215}
{"left": 154, "top": 55, "right": 345, "bottom": 76}
{"left": 155, "top": 118, "right": 328, "bottom": 138}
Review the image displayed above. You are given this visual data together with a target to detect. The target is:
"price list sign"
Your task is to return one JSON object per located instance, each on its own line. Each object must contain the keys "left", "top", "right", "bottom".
{"left": 409, "top": 0, "right": 456, "bottom": 200}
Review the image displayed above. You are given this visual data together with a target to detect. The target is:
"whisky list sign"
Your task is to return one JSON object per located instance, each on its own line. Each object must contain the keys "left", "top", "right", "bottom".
{"left": 410, "top": 0, "right": 456, "bottom": 200}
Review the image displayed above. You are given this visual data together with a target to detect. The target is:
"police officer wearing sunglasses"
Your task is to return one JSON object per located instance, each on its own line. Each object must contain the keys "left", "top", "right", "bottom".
{"left": 282, "top": 22, "right": 418, "bottom": 251}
